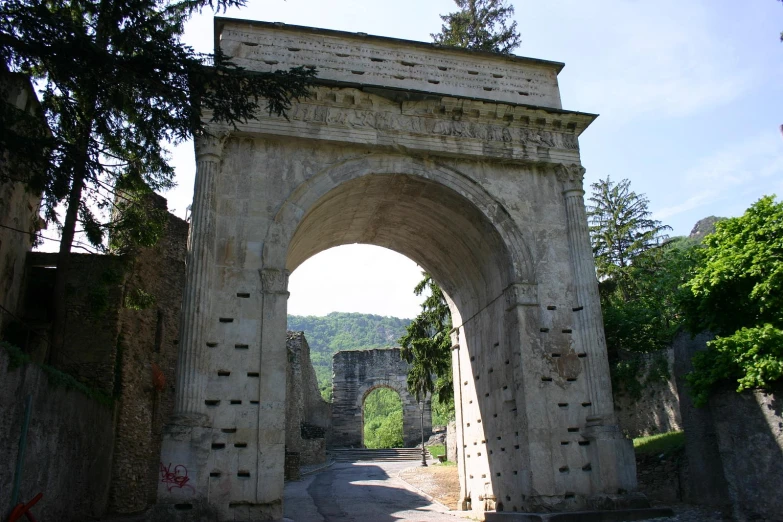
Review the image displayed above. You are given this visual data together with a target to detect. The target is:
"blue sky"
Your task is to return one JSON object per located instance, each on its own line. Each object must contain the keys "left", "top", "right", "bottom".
{"left": 164, "top": 0, "right": 783, "bottom": 318}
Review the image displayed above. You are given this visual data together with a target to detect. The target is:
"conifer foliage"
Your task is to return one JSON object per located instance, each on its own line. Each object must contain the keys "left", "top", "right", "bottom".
{"left": 0, "top": 0, "right": 314, "bottom": 364}
{"left": 398, "top": 273, "right": 453, "bottom": 403}
{"left": 431, "top": 0, "right": 521, "bottom": 54}
{"left": 588, "top": 177, "right": 671, "bottom": 283}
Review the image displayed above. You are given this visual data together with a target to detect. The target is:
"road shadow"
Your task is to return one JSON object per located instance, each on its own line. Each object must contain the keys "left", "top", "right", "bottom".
{"left": 290, "top": 463, "right": 447, "bottom": 522}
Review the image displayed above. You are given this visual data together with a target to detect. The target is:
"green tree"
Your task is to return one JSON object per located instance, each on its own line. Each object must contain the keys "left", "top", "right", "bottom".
{"left": 363, "top": 388, "right": 403, "bottom": 448}
{"left": 0, "top": 0, "right": 314, "bottom": 364}
{"left": 432, "top": 0, "right": 521, "bottom": 54}
{"left": 399, "top": 273, "right": 453, "bottom": 404}
{"left": 588, "top": 177, "right": 671, "bottom": 285}
{"left": 684, "top": 196, "right": 783, "bottom": 405}
{"left": 587, "top": 178, "right": 683, "bottom": 398}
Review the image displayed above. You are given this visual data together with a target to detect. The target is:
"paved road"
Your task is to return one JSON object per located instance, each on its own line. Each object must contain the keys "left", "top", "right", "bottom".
{"left": 283, "top": 461, "right": 462, "bottom": 522}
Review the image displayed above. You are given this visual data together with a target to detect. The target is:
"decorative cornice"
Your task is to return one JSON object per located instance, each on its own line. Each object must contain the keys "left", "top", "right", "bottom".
{"left": 260, "top": 268, "right": 290, "bottom": 295}
{"left": 554, "top": 163, "right": 586, "bottom": 194}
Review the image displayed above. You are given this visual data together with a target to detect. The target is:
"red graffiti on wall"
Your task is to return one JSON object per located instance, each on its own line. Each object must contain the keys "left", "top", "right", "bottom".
{"left": 160, "top": 462, "right": 195, "bottom": 493}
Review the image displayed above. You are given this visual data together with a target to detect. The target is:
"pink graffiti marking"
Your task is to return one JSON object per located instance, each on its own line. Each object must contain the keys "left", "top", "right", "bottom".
{"left": 160, "top": 462, "right": 195, "bottom": 493}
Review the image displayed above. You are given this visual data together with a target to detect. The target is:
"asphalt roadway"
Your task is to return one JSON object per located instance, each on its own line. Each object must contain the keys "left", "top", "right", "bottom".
{"left": 283, "top": 461, "right": 464, "bottom": 522}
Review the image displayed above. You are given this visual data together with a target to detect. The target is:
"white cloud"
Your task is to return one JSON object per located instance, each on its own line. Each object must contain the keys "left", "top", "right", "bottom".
{"left": 655, "top": 130, "right": 783, "bottom": 223}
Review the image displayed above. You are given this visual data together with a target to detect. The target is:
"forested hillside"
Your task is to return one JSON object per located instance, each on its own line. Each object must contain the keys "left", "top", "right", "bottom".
{"left": 287, "top": 312, "right": 411, "bottom": 396}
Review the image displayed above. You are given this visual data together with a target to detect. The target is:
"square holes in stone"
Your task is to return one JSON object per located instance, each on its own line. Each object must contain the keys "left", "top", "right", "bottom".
{"left": 219, "top": 318, "right": 234, "bottom": 323}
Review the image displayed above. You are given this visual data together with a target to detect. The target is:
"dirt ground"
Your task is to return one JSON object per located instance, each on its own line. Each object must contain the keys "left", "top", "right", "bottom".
{"left": 399, "top": 464, "right": 461, "bottom": 509}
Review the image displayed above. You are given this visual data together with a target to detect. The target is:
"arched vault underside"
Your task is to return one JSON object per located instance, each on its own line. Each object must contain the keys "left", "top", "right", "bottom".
{"left": 157, "top": 17, "right": 640, "bottom": 522}
{"left": 287, "top": 172, "right": 513, "bottom": 322}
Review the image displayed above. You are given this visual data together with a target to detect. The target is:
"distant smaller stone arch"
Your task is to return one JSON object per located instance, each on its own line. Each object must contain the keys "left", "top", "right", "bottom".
{"left": 329, "top": 349, "right": 432, "bottom": 448}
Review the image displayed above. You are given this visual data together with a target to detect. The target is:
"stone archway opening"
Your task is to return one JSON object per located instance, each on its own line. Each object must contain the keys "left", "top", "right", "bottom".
{"left": 362, "top": 385, "right": 404, "bottom": 449}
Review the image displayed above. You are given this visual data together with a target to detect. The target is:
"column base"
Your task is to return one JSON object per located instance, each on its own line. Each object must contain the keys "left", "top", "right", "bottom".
{"left": 158, "top": 423, "right": 212, "bottom": 507}
{"left": 490, "top": 491, "right": 649, "bottom": 515}
{"left": 485, "top": 506, "right": 673, "bottom": 522}
{"left": 582, "top": 422, "right": 638, "bottom": 494}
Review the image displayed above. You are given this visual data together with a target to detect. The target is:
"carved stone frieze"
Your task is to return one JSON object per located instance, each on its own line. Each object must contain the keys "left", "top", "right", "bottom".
{"left": 260, "top": 268, "right": 290, "bottom": 295}
{"left": 287, "top": 102, "right": 580, "bottom": 151}
{"left": 554, "top": 163, "right": 586, "bottom": 194}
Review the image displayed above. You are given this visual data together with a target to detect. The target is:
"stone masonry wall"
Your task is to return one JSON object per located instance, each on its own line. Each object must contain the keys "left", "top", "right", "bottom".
{"left": 0, "top": 72, "right": 42, "bottom": 335}
{"left": 330, "top": 348, "right": 431, "bottom": 448}
{"left": 0, "top": 346, "right": 116, "bottom": 521}
{"left": 614, "top": 349, "right": 682, "bottom": 438}
{"left": 285, "top": 331, "right": 330, "bottom": 466}
{"left": 14, "top": 195, "right": 187, "bottom": 516}
{"left": 24, "top": 252, "right": 127, "bottom": 392}
{"left": 109, "top": 197, "right": 188, "bottom": 514}
{"left": 674, "top": 331, "right": 783, "bottom": 520}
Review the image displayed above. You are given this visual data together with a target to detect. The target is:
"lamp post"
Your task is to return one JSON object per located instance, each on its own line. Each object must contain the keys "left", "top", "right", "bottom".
{"left": 420, "top": 397, "right": 428, "bottom": 467}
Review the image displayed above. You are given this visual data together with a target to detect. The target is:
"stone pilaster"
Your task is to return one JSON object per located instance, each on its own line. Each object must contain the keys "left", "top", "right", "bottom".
{"left": 172, "top": 132, "right": 227, "bottom": 424}
{"left": 556, "top": 163, "right": 637, "bottom": 495}
{"left": 555, "top": 163, "right": 615, "bottom": 424}
{"left": 256, "top": 268, "right": 289, "bottom": 509}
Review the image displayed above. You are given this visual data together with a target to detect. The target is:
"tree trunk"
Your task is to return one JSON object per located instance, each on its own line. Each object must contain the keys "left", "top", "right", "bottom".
{"left": 48, "top": 165, "right": 87, "bottom": 366}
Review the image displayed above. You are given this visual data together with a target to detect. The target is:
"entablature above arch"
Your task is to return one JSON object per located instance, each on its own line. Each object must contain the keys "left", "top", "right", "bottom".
{"left": 228, "top": 84, "right": 595, "bottom": 165}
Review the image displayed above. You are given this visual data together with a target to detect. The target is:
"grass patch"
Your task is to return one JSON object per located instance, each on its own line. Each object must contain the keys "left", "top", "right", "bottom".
{"left": 427, "top": 444, "right": 456, "bottom": 465}
{"left": 633, "top": 431, "right": 685, "bottom": 456}
{"left": 428, "top": 444, "right": 446, "bottom": 458}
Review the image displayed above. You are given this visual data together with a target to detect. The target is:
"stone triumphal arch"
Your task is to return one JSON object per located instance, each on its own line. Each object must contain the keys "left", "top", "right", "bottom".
{"left": 330, "top": 348, "right": 432, "bottom": 448}
{"left": 158, "top": 18, "right": 637, "bottom": 520}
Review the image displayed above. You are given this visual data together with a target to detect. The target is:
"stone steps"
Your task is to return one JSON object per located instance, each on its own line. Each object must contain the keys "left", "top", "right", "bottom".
{"left": 328, "top": 448, "right": 432, "bottom": 462}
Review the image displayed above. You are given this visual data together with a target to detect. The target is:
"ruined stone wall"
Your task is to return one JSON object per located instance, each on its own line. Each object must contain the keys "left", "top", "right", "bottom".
{"left": 674, "top": 332, "right": 783, "bottom": 520}
{"left": 109, "top": 196, "right": 188, "bottom": 514}
{"left": 613, "top": 349, "right": 682, "bottom": 438}
{"left": 285, "top": 331, "right": 330, "bottom": 466}
{"left": 16, "top": 195, "right": 187, "bottom": 516}
{"left": 0, "top": 72, "right": 42, "bottom": 334}
{"left": 24, "top": 252, "right": 127, "bottom": 392}
{"left": 0, "top": 346, "right": 116, "bottom": 521}
{"left": 330, "top": 348, "right": 431, "bottom": 448}
{"left": 446, "top": 420, "right": 458, "bottom": 463}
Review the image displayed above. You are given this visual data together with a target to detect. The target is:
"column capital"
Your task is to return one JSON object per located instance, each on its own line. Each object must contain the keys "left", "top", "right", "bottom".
{"left": 554, "top": 163, "right": 586, "bottom": 195}
{"left": 260, "top": 268, "right": 290, "bottom": 295}
{"left": 195, "top": 129, "right": 229, "bottom": 162}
